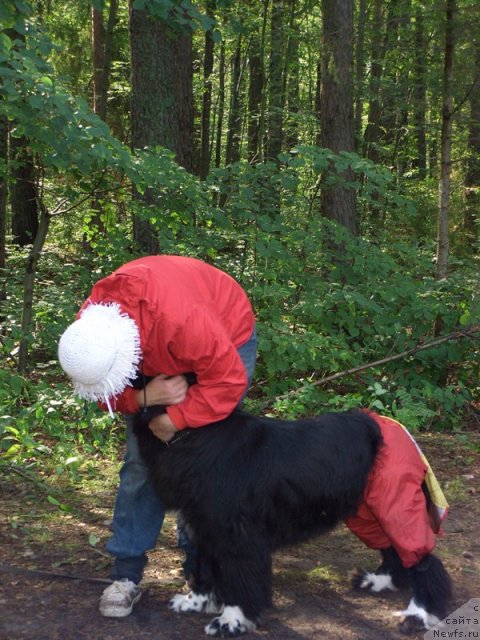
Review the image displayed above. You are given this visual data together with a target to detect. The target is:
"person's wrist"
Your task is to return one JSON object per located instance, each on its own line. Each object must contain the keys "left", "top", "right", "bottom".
{"left": 135, "top": 388, "right": 146, "bottom": 408}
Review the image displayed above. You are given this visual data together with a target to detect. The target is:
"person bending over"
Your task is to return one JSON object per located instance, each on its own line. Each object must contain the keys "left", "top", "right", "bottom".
{"left": 58, "top": 255, "right": 257, "bottom": 617}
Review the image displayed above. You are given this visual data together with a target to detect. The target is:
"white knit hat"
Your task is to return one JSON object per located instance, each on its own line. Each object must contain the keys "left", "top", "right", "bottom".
{"left": 58, "top": 303, "right": 142, "bottom": 416}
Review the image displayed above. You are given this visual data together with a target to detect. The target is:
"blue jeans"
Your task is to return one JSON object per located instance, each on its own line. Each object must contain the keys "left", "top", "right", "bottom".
{"left": 107, "top": 326, "right": 257, "bottom": 584}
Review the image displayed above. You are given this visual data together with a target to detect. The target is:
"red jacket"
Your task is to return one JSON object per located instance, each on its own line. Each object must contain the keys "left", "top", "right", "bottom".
{"left": 344, "top": 413, "right": 438, "bottom": 568}
{"left": 80, "top": 256, "right": 255, "bottom": 428}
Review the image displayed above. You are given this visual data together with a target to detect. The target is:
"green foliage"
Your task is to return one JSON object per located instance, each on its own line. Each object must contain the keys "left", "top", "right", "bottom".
{"left": 0, "top": 249, "right": 124, "bottom": 479}
{"left": 1, "top": 0, "right": 479, "bottom": 484}
{"left": 0, "top": 372, "right": 123, "bottom": 481}
{"left": 1, "top": 31, "right": 118, "bottom": 174}
{"left": 1, "top": 147, "right": 478, "bottom": 484}
{"left": 251, "top": 226, "right": 478, "bottom": 431}
{"left": 131, "top": 0, "right": 215, "bottom": 32}
{"left": 166, "top": 155, "right": 477, "bottom": 431}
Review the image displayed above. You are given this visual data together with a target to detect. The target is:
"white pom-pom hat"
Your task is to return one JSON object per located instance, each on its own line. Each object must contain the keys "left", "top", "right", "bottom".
{"left": 58, "top": 303, "right": 142, "bottom": 417}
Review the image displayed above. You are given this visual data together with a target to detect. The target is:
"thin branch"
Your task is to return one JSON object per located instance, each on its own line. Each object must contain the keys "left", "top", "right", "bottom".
{"left": 0, "top": 564, "right": 112, "bottom": 585}
{"left": 259, "top": 325, "right": 480, "bottom": 410}
{"left": 1, "top": 462, "right": 55, "bottom": 493}
{"left": 450, "top": 71, "right": 480, "bottom": 117}
{"left": 50, "top": 171, "right": 110, "bottom": 217}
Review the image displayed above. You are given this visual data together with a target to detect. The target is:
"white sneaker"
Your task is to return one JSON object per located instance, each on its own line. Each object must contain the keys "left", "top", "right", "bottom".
{"left": 99, "top": 578, "right": 142, "bottom": 617}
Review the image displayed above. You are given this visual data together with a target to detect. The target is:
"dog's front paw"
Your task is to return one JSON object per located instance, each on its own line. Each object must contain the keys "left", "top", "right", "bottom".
{"left": 170, "top": 591, "right": 209, "bottom": 613}
{"left": 205, "top": 606, "right": 256, "bottom": 637}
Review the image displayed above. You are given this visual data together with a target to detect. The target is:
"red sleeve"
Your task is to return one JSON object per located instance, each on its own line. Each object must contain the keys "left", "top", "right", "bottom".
{"left": 165, "top": 307, "right": 248, "bottom": 429}
{"left": 99, "top": 386, "right": 140, "bottom": 415}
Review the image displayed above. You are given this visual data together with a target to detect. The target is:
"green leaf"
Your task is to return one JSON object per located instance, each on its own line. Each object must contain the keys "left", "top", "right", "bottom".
{"left": 37, "top": 75, "right": 53, "bottom": 87}
{"left": 212, "top": 29, "right": 222, "bottom": 43}
{"left": 459, "top": 311, "right": 471, "bottom": 326}
{"left": 0, "top": 33, "right": 13, "bottom": 52}
{"left": 47, "top": 495, "right": 71, "bottom": 512}
{"left": 88, "top": 533, "right": 100, "bottom": 547}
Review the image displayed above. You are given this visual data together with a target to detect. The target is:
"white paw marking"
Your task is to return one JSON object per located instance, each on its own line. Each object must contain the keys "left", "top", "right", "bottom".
{"left": 394, "top": 598, "right": 440, "bottom": 630}
{"left": 170, "top": 591, "right": 209, "bottom": 613}
{"left": 204, "top": 596, "right": 224, "bottom": 615}
{"left": 205, "top": 605, "right": 256, "bottom": 636}
{"left": 360, "top": 572, "right": 397, "bottom": 593}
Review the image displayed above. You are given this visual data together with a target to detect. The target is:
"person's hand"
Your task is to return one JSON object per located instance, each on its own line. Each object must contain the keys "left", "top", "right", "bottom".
{"left": 148, "top": 412, "right": 178, "bottom": 443}
{"left": 136, "top": 374, "right": 188, "bottom": 408}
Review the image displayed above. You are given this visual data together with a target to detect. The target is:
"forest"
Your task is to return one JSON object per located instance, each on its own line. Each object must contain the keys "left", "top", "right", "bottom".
{"left": 0, "top": 0, "right": 479, "bottom": 478}
{"left": 0, "top": 2, "right": 479, "bottom": 639}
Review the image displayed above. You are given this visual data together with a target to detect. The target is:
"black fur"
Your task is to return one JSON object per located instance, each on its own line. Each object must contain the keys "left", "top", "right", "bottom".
{"left": 133, "top": 407, "right": 451, "bottom": 635}
{"left": 352, "top": 546, "right": 452, "bottom": 627}
{"left": 410, "top": 554, "right": 453, "bottom": 619}
{"left": 351, "top": 547, "right": 409, "bottom": 592}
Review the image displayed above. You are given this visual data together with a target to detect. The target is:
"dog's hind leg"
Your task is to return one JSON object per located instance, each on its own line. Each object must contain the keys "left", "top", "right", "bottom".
{"left": 352, "top": 547, "right": 410, "bottom": 594}
{"left": 396, "top": 553, "right": 452, "bottom": 634}
{"left": 204, "top": 531, "right": 272, "bottom": 637}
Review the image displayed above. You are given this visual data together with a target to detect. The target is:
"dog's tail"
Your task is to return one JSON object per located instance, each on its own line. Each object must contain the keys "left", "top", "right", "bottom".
{"left": 357, "top": 411, "right": 384, "bottom": 460}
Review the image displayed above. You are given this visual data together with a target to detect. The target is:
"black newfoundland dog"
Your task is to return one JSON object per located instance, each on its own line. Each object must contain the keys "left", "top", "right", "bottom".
{"left": 133, "top": 406, "right": 452, "bottom": 637}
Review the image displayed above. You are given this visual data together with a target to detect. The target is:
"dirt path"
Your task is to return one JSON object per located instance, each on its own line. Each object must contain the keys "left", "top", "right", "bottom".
{"left": 1, "top": 431, "right": 479, "bottom": 640}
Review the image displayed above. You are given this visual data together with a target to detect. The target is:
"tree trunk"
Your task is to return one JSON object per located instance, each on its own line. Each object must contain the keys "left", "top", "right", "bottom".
{"left": 214, "top": 36, "right": 226, "bottom": 169}
{"left": 284, "top": 0, "right": 300, "bottom": 151}
{"left": 362, "top": 0, "right": 383, "bottom": 163}
{"left": 0, "top": 116, "right": 7, "bottom": 255}
{"left": 10, "top": 135, "right": 39, "bottom": 246}
{"left": 320, "top": 0, "right": 358, "bottom": 235}
{"left": 199, "top": 0, "right": 216, "bottom": 180}
{"left": 129, "top": 2, "right": 194, "bottom": 251}
{"left": 464, "top": 38, "right": 480, "bottom": 247}
{"left": 99, "top": 0, "right": 118, "bottom": 122}
{"left": 91, "top": 5, "right": 105, "bottom": 118}
{"left": 90, "top": 0, "right": 118, "bottom": 239}
{"left": 225, "top": 33, "right": 243, "bottom": 166}
{"left": 380, "top": 0, "right": 412, "bottom": 176}
{"left": 354, "top": 0, "right": 367, "bottom": 148}
{"left": 0, "top": 114, "right": 7, "bottom": 299}
{"left": 7, "top": 23, "right": 38, "bottom": 247}
{"left": 412, "top": 4, "right": 427, "bottom": 178}
{"left": 436, "top": 0, "right": 456, "bottom": 280}
{"left": 376, "top": 0, "right": 401, "bottom": 150}
{"left": 266, "top": 0, "right": 284, "bottom": 162}
{"left": 92, "top": 0, "right": 118, "bottom": 120}
{"left": 18, "top": 202, "right": 50, "bottom": 373}
{"left": 247, "top": 30, "right": 264, "bottom": 163}
{"left": 129, "top": 6, "right": 193, "bottom": 166}
{"left": 314, "top": 60, "right": 321, "bottom": 147}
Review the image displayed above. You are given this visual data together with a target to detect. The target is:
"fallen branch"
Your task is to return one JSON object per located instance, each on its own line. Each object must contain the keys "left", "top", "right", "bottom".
{"left": 260, "top": 324, "right": 480, "bottom": 410}
{"left": 0, "top": 563, "right": 111, "bottom": 585}
{"left": 1, "top": 462, "right": 58, "bottom": 493}
{"left": 0, "top": 563, "right": 184, "bottom": 588}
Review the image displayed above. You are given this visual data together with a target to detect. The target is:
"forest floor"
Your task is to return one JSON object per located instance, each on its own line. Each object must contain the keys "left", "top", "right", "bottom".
{"left": 0, "top": 427, "right": 479, "bottom": 640}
